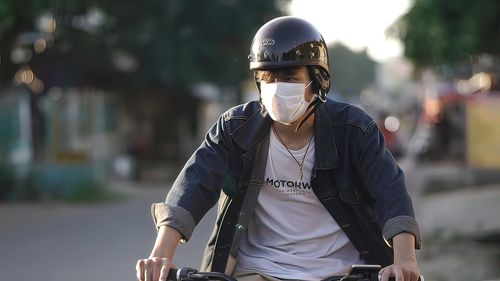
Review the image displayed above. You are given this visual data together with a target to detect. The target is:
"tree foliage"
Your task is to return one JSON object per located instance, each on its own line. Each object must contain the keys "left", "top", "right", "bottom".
{"left": 0, "top": 0, "right": 288, "bottom": 92}
{"left": 328, "top": 43, "right": 377, "bottom": 98}
{"left": 388, "top": 0, "right": 500, "bottom": 68}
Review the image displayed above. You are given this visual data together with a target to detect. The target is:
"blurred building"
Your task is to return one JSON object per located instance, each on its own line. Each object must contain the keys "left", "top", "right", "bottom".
{"left": 409, "top": 55, "right": 500, "bottom": 168}
{"left": 0, "top": 84, "right": 233, "bottom": 200}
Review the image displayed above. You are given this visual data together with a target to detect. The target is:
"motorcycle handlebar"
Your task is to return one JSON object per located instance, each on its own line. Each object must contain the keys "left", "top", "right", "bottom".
{"left": 167, "top": 267, "right": 237, "bottom": 281}
{"left": 166, "top": 267, "right": 424, "bottom": 281}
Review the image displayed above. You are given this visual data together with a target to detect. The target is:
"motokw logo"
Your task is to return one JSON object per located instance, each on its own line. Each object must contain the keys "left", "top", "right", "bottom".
{"left": 261, "top": 38, "right": 275, "bottom": 46}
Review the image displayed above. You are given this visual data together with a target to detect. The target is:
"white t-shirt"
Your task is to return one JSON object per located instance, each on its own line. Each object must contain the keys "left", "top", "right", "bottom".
{"left": 235, "top": 128, "right": 363, "bottom": 280}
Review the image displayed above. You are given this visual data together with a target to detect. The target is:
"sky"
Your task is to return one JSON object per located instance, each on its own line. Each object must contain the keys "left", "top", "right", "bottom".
{"left": 289, "top": 0, "right": 412, "bottom": 62}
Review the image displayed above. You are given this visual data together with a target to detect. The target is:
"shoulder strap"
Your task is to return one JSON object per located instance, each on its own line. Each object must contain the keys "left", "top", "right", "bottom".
{"left": 225, "top": 133, "right": 269, "bottom": 275}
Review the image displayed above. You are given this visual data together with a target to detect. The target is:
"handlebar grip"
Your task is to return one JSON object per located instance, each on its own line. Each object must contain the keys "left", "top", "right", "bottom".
{"left": 166, "top": 268, "right": 178, "bottom": 281}
{"left": 387, "top": 275, "right": 424, "bottom": 281}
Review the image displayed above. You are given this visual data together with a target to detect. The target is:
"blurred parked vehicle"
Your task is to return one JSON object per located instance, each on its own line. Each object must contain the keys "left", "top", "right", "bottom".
{"left": 377, "top": 113, "right": 405, "bottom": 159}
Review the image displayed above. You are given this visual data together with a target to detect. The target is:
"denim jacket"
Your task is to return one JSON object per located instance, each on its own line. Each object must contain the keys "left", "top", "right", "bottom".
{"left": 152, "top": 99, "right": 421, "bottom": 275}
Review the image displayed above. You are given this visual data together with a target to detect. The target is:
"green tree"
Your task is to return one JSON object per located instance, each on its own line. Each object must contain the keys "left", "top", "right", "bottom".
{"left": 0, "top": 0, "right": 288, "bottom": 93}
{"left": 388, "top": 0, "right": 500, "bottom": 68}
{"left": 328, "top": 43, "right": 377, "bottom": 98}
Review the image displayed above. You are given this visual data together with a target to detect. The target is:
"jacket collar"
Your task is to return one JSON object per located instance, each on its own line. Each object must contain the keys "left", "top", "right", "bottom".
{"left": 314, "top": 104, "right": 339, "bottom": 169}
{"left": 231, "top": 102, "right": 339, "bottom": 169}
{"left": 230, "top": 105, "right": 273, "bottom": 151}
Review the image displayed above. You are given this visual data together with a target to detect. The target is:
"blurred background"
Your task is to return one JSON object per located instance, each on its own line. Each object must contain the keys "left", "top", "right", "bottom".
{"left": 0, "top": 0, "right": 499, "bottom": 280}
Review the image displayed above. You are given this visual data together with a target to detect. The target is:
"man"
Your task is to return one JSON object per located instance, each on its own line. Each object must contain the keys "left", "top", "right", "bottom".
{"left": 136, "top": 16, "right": 421, "bottom": 281}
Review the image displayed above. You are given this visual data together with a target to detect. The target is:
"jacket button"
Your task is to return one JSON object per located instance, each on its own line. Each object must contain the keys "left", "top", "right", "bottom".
{"left": 235, "top": 224, "right": 245, "bottom": 231}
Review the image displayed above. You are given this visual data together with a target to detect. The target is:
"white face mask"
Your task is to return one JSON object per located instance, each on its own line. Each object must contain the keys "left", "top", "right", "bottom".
{"left": 260, "top": 80, "right": 313, "bottom": 125}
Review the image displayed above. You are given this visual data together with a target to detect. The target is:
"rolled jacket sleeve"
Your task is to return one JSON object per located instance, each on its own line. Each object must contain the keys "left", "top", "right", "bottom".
{"left": 150, "top": 114, "right": 232, "bottom": 243}
{"left": 151, "top": 202, "right": 196, "bottom": 242}
{"left": 382, "top": 215, "right": 422, "bottom": 249}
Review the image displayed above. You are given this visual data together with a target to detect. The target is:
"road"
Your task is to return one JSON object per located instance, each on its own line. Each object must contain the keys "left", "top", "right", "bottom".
{"left": 0, "top": 182, "right": 216, "bottom": 281}
{"left": 400, "top": 158, "right": 500, "bottom": 281}
{"left": 2, "top": 160, "right": 500, "bottom": 281}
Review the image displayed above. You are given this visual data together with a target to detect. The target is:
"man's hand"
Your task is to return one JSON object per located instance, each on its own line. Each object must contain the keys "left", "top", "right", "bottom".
{"left": 136, "top": 257, "right": 175, "bottom": 281}
{"left": 379, "top": 259, "right": 420, "bottom": 281}
{"left": 380, "top": 232, "right": 421, "bottom": 281}
{"left": 136, "top": 226, "right": 182, "bottom": 281}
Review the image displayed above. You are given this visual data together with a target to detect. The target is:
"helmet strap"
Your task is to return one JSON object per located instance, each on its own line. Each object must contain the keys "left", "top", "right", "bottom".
{"left": 317, "top": 90, "right": 327, "bottom": 102}
{"left": 294, "top": 97, "right": 323, "bottom": 132}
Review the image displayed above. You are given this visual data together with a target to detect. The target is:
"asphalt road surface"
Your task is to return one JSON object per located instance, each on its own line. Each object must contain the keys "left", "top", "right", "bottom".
{"left": 0, "top": 183, "right": 216, "bottom": 281}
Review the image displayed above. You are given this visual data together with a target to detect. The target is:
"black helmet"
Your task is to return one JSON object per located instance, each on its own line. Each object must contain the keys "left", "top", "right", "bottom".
{"left": 249, "top": 16, "right": 331, "bottom": 100}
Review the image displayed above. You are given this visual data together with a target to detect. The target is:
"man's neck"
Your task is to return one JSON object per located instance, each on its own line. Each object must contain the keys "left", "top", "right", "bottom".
{"left": 273, "top": 113, "right": 315, "bottom": 150}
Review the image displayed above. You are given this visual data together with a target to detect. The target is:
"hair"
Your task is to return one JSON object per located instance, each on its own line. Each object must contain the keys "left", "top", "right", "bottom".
{"left": 255, "top": 66, "right": 320, "bottom": 95}
{"left": 254, "top": 68, "right": 296, "bottom": 83}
